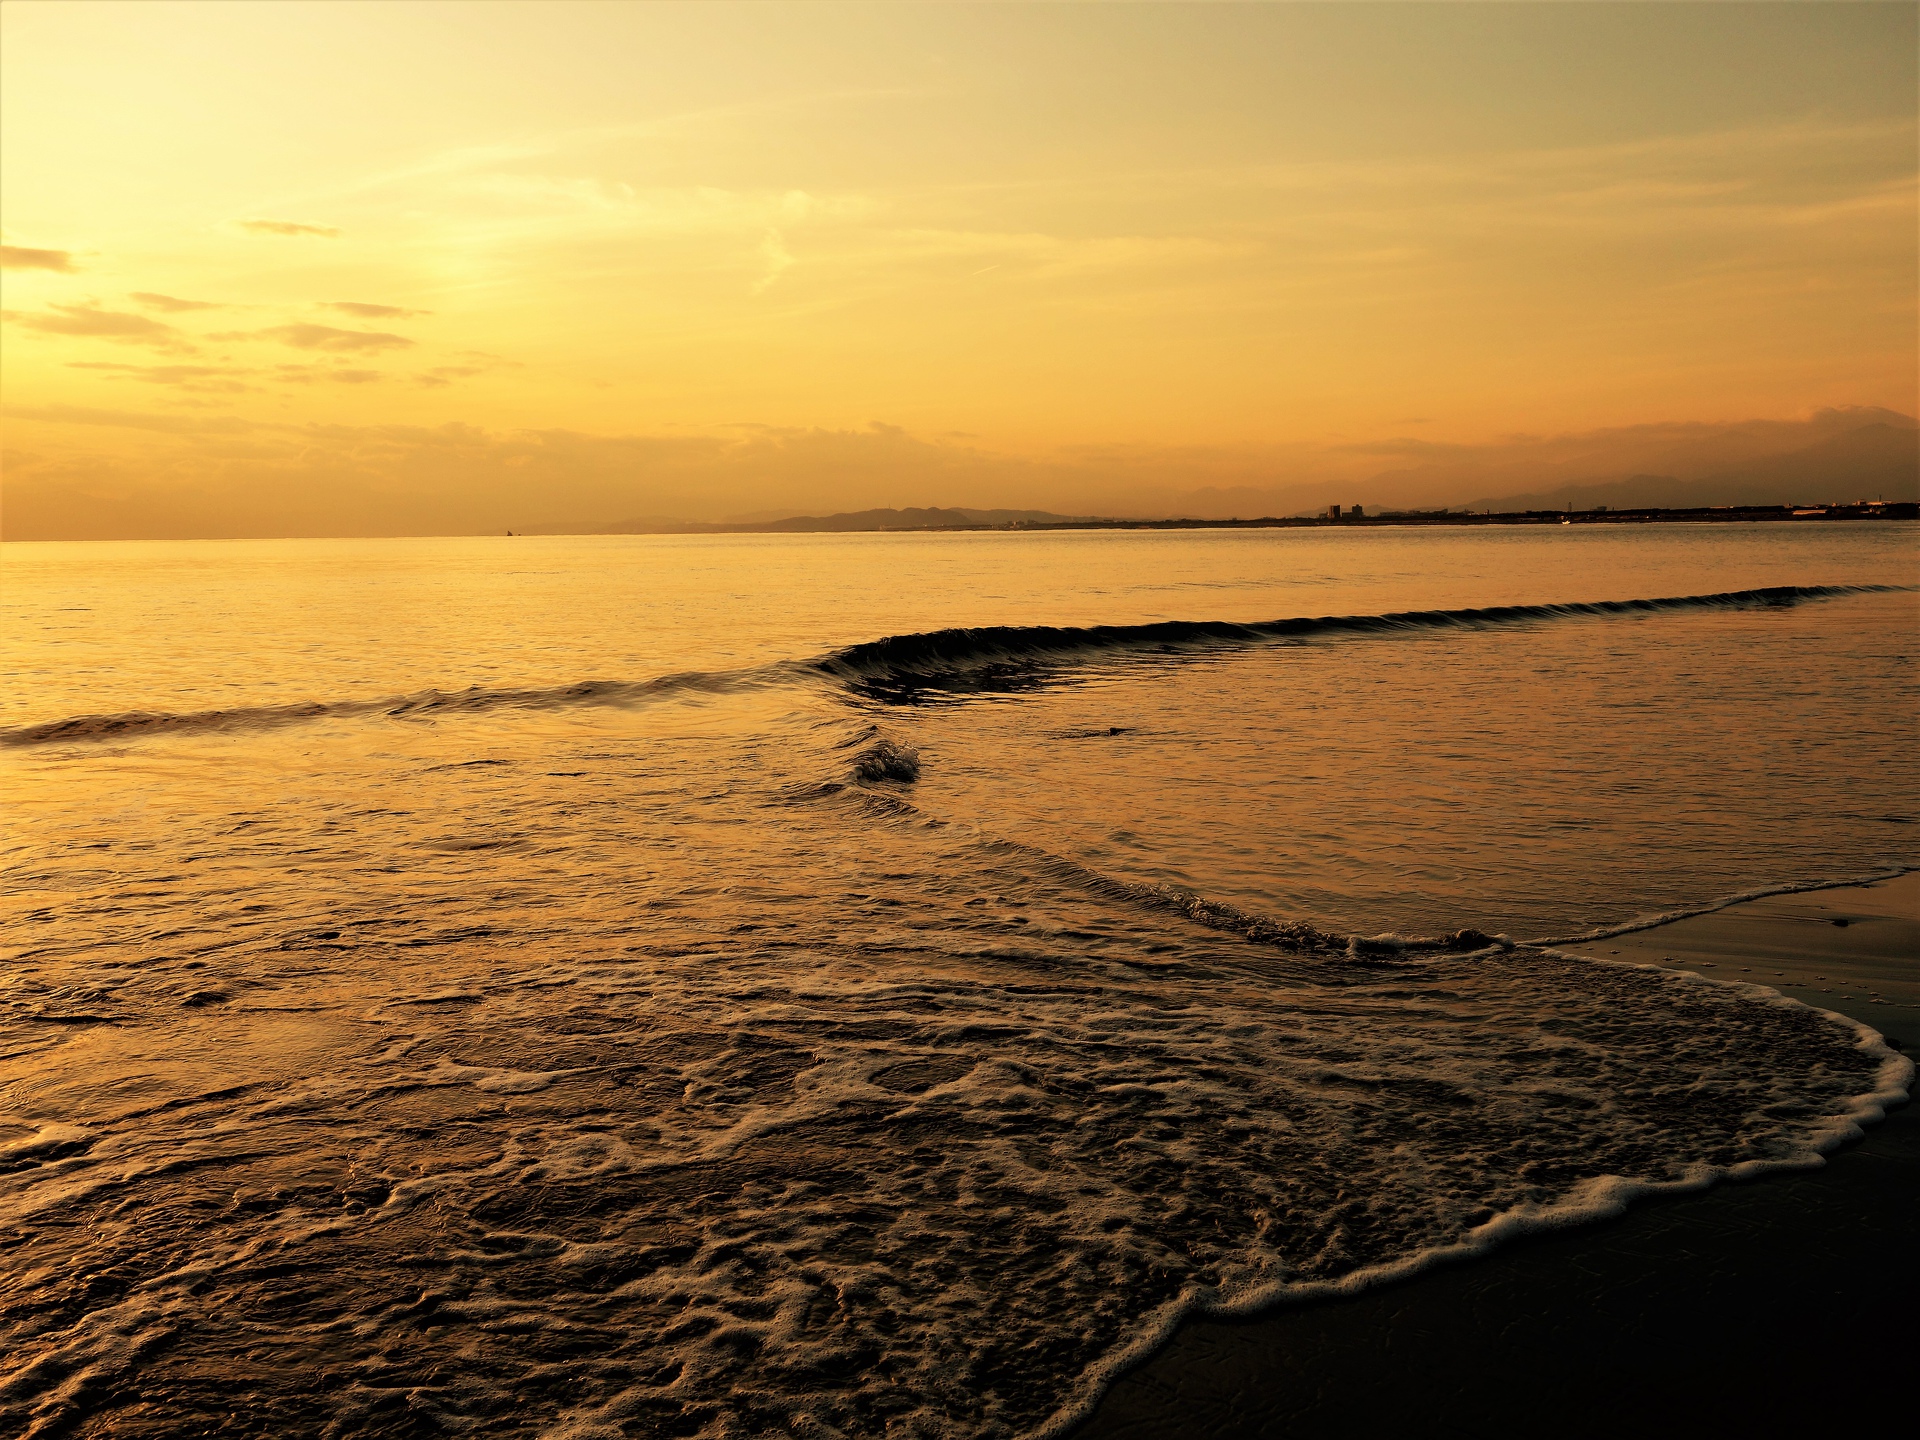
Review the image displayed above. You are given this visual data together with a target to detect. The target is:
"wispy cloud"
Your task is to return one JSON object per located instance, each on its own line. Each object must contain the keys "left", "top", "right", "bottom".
{"left": 415, "top": 352, "right": 518, "bottom": 388}
{"left": 5, "top": 404, "right": 1910, "bottom": 541}
{"left": 239, "top": 220, "right": 341, "bottom": 238}
{"left": 275, "top": 364, "right": 386, "bottom": 385}
{"left": 130, "top": 292, "right": 223, "bottom": 313}
{"left": 4, "top": 303, "right": 187, "bottom": 350}
{"left": 0, "top": 245, "right": 74, "bottom": 272}
{"left": 69, "top": 361, "right": 255, "bottom": 394}
{"left": 753, "top": 229, "right": 796, "bottom": 294}
{"left": 321, "top": 301, "right": 430, "bottom": 319}
{"left": 217, "top": 323, "right": 413, "bottom": 353}
{"left": 3, "top": 402, "right": 259, "bottom": 435}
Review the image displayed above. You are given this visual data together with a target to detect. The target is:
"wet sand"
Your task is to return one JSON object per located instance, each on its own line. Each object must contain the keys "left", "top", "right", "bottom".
{"left": 1075, "top": 872, "right": 1918, "bottom": 1439}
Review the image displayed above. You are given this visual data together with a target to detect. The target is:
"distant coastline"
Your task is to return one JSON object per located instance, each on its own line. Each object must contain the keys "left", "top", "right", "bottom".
{"left": 542, "top": 499, "right": 1919, "bottom": 537}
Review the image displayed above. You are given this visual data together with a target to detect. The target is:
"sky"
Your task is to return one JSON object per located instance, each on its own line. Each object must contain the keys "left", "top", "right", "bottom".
{"left": 2, "top": 0, "right": 1915, "bottom": 537}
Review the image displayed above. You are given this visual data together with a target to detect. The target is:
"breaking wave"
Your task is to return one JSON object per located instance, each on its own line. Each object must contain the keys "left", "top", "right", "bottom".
{"left": 0, "top": 665, "right": 807, "bottom": 746}
{"left": 3, "top": 584, "right": 1903, "bottom": 746}
{"left": 3, "top": 564, "right": 1913, "bottom": 1439}
{"left": 812, "top": 584, "right": 1908, "bottom": 699}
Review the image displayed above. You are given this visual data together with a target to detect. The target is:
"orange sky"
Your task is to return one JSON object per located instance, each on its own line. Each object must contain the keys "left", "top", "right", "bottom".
{"left": 2, "top": 1, "right": 1915, "bottom": 535}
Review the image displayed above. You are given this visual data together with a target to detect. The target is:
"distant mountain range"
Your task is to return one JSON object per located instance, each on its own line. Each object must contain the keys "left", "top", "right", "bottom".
{"left": 537, "top": 418, "right": 1917, "bottom": 535}
{"left": 1458, "top": 421, "right": 1919, "bottom": 513}
{"left": 584, "top": 506, "right": 1099, "bottom": 534}
{"left": 1160, "top": 409, "right": 1918, "bottom": 520}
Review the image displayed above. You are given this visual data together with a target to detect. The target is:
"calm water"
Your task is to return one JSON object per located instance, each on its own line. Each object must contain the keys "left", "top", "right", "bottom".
{"left": 2, "top": 525, "right": 1916, "bottom": 1438}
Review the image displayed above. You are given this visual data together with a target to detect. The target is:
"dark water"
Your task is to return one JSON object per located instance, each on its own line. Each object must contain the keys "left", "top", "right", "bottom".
{"left": 2, "top": 527, "right": 1915, "bottom": 1438}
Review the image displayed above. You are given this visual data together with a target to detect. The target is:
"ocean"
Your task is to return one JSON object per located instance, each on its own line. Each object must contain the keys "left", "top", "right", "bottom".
{"left": 2, "top": 523, "right": 1915, "bottom": 1439}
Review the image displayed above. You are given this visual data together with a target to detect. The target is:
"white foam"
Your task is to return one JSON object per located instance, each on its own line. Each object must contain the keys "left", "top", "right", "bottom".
{"left": 6, "top": 666, "right": 1912, "bottom": 1439}
{"left": 1025, "top": 988, "right": 1914, "bottom": 1440}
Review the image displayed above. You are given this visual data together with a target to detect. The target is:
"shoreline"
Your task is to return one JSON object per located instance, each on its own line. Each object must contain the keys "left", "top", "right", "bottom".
{"left": 1072, "top": 871, "right": 1919, "bottom": 1439}
{"left": 1544, "top": 869, "right": 1917, "bottom": 1053}
{"left": 7, "top": 510, "right": 1915, "bottom": 547}
{"left": 560, "top": 504, "right": 1920, "bottom": 538}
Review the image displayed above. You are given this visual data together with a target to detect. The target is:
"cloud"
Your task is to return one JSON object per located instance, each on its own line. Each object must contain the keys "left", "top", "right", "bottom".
{"left": 129, "top": 292, "right": 222, "bottom": 312}
{"left": 239, "top": 220, "right": 341, "bottom": 238}
{"left": 3, "top": 406, "right": 1910, "bottom": 541}
{"left": 69, "top": 361, "right": 256, "bottom": 394}
{"left": 3, "top": 403, "right": 259, "bottom": 436}
{"left": 218, "top": 323, "right": 414, "bottom": 353}
{"left": 415, "top": 353, "right": 520, "bottom": 387}
{"left": 4, "top": 303, "right": 187, "bottom": 349}
{"left": 321, "top": 301, "right": 429, "bottom": 319}
{"left": 753, "top": 228, "right": 796, "bottom": 293}
{"left": 0, "top": 414, "right": 1015, "bottom": 539}
{"left": 0, "top": 245, "right": 74, "bottom": 271}
{"left": 274, "top": 364, "right": 386, "bottom": 385}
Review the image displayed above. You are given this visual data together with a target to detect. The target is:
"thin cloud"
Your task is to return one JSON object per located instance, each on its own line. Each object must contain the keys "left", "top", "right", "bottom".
{"left": 4, "top": 303, "right": 186, "bottom": 349}
{"left": 0, "top": 245, "right": 75, "bottom": 271}
{"left": 239, "top": 220, "right": 342, "bottom": 238}
{"left": 753, "top": 228, "right": 796, "bottom": 293}
{"left": 220, "top": 323, "right": 413, "bottom": 353}
{"left": 69, "top": 361, "right": 256, "bottom": 394}
{"left": 130, "top": 292, "right": 223, "bottom": 312}
{"left": 8, "top": 405, "right": 1911, "bottom": 542}
{"left": 275, "top": 364, "right": 386, "bottom": 385}
{"left": 416, "top": 364, "right": 481, "bottom": 387}
{"left": 415, "top": 353, "right": 520, "bottom": 387}
{"left": 3, "top": 402, "right": 258, "bottom": 435}
{"left": 322, "top": 301, "right": 429, "bottom": 319}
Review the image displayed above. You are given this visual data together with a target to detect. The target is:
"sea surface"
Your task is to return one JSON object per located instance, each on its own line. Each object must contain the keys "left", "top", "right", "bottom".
{"left": 3, "top": 524, "right": 1916, "bottom": 1439}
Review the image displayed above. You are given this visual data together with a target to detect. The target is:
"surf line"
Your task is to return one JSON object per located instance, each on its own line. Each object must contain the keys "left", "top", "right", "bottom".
{"left": 812, "top": 584, "right": 1910, "bottom": 698}
{"left": 7, "top": 584, "right": 1905, "bottom": 747}
{"left": 1527, "top": 864, "right": 1918, "bottom": 947}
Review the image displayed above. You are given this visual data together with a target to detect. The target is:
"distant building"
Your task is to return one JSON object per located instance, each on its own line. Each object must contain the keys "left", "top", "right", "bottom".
{"left": 1350, "top": 504, "right": 1365, "bottom": 518}
{"left": 1327, "top": 504, "right": 1341, "bottom": 519}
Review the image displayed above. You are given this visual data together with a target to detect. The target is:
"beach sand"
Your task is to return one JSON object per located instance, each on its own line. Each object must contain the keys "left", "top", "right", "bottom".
{"left": 1075, "top": 872, "right": 1918, "bottom": 1439}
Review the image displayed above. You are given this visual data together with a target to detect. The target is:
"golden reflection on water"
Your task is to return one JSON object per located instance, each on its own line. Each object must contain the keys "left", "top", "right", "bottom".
{"left": 1, "top": 528, "right": 1914, "bottom": 1438}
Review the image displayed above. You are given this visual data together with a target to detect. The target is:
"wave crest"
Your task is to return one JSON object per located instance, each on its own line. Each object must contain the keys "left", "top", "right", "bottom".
{"left": 0, "top": 666, "right": 797, "bottom": 747}
{"left": 6, "top": 584, "right": 1901, "bottom": 745}
{"left": 812, "top": 584, "right": 1906, "bottom": 700}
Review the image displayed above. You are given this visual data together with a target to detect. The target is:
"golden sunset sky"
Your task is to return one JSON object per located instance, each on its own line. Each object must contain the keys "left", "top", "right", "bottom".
{"left": 2, "top": 1, "right": 1915, "bottom": 536}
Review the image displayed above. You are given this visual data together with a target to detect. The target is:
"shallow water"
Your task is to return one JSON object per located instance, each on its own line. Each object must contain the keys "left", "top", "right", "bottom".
{"left": 2, "top": 525, "right": 1915, "bottom": 1438}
